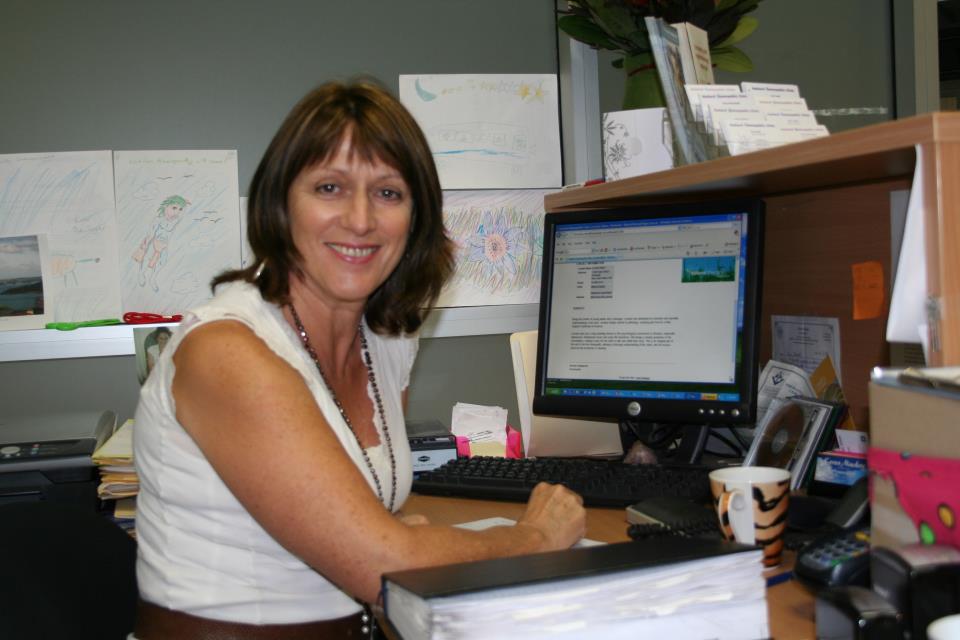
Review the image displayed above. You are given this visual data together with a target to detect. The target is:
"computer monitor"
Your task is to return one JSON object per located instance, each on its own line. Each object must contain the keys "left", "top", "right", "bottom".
{"left": 532, "top": 198, "right": 764, "bottom": 457}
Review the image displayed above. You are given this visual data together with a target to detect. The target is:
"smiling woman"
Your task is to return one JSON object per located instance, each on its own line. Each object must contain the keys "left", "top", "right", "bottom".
{"left": 130, "top": 80, "right": 587, "bottom": 640}
{"left": 285, "top": 139, "right": 414, "bottom": 314}
{"left": 215, "top": 81, "right": 455, "bottom": 335}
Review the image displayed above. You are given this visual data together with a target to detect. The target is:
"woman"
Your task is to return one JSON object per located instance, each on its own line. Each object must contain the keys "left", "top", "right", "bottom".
{"left": 143, "top": 326, "right": 171, "bottom": 379}
{"left": 132, "top": 80, "right": 585, "bottom": 638}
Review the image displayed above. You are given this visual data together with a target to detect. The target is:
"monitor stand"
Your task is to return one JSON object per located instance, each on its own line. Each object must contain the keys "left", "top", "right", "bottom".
{"left": 619, "top": 421, "right": 710, "bottom": 465}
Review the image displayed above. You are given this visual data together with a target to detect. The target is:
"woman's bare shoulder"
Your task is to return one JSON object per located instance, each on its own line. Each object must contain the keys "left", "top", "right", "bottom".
{"left": 173, "top": 319, "right": 294, "bottom": 390}
{"left": 177, "top": 319, "right": 273, "bottom": 358}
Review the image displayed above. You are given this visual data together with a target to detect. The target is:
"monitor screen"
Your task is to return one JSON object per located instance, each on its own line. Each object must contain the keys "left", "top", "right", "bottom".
{"left": 533, "top": 198, "right": 764, "bottom": 426}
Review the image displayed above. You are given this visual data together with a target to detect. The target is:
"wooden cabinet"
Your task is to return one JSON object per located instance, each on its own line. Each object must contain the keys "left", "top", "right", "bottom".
{"left": 545, "top": 113, "right": 960, "bottom": 426}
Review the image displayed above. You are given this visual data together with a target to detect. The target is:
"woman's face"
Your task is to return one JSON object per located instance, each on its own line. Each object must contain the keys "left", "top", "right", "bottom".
{"left": 156, "top": 331, "right": 170, "bottom": 352}
{"left": 286, "top": 136, "right": 412, "bottom": 310}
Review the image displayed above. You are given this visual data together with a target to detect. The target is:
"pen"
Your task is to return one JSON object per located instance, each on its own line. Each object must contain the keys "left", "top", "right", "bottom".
{"left": 45, "top": 318, "right": 123, "bottom": 331}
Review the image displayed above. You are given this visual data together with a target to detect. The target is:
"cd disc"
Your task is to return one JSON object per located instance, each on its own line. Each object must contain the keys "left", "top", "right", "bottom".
{"left": 754, "top": 402, "right": 805, "bottom": 468}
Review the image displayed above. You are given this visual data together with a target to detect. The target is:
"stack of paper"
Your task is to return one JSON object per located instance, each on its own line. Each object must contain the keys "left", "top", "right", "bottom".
{"left": 92, "top": 418, "right": 137, "bottom": 535}
{"left": 684, "top": 81, "right": 829, "bottom": 156}
{"left": 383, "top": 538, "right": 768, "bottom": 640}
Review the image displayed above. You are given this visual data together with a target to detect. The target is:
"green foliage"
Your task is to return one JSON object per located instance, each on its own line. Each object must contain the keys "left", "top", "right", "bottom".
{"left": 557, "top": 15, "right": 620, "bottom": 50}
{"left": 557, "top": 0, "right": 764, "bottom": 73}
{"left": 715, "top": 15, "right": 758, "bottom": 48}
{"left": 711, "top": 46, "right": 754, "bottom": 72}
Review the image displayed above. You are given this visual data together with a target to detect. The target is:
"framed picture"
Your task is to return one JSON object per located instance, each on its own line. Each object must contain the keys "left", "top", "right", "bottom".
{"left": 133, "top": 325, "right": 174, "bottom": 385}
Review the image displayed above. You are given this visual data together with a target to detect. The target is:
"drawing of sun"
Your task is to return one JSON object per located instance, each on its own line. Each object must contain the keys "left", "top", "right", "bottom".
{"left": 468, "top": 211, "right": 521, "bottom": 279}
{"left": 439, "top": 190, "right": 553, "bottom": 305}
{"left": 444, "top": 205, "right": 539, "bottom": 296}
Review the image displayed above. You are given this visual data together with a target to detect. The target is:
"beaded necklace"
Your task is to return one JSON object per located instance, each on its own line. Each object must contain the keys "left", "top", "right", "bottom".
{"left": 289, "top": 304, "right": 397, "bottom": 512}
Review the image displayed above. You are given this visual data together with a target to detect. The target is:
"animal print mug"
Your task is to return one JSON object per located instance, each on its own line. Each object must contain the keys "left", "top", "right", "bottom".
{"left": 709, "top": 466, "right": 791, "bottom": 567}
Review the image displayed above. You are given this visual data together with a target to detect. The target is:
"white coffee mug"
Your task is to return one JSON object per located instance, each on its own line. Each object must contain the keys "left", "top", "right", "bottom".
{"left": 928, "top": 613, "right": 960, "bottom": 640}
{"left": 709, "top": 466, "right": 791, "bottom": 567}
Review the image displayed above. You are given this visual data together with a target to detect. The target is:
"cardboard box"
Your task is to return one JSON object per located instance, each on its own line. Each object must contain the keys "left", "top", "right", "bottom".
{"left": 868, "top": 374, "right": 960, "bottom": 549}
{"left": 814, "top": 450, "right": 867, "bottom": 486}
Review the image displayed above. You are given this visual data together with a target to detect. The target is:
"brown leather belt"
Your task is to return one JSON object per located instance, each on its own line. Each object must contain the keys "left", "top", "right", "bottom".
{"left": 135, "top": 598, "right": 371, "bottom": 639}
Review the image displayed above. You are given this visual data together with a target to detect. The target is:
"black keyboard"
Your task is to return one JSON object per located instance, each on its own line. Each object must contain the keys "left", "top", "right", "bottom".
{"left": 412, "top": 456, "right": 713, "bottom": 508}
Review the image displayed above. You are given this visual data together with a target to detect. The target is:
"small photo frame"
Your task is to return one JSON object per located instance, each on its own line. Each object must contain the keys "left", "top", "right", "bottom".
{"left": 133, "top": 325, "right": 175, "bottom": 385}
{"left": 744, "top": 396, "right": 843, "bottom": 490}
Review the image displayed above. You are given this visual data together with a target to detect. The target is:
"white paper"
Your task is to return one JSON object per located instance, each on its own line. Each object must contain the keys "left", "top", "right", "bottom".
{"left": 114, "top": 150, "right": 242, "bottom": 315}
{"left": 456, "top": 516, "right": 604, "bottom": 547}
{"left": 887, "top": 144, "right": 927, "bottom": 344}
{"left": 720, "top": 120, "right": 789, "bottom": 151}
{"left": 777, "top": 124, "right": 830, "bottom": 142}
{"left": 438, "top": 190, "right": 556, "bottom": 307}
{"left": 239, "top": 196, "right": 253, "bottom": 268}
{"left": 399, "top": 74, "right": 562, "bottom": 189}
{"left": 0, "top": 234, "right": 53, "bottom": 330}
{"left": 761, "top": 110, "right": 819, "bottom": 129}
{"left": 835, "top": 429, "right": 869, "bottom": 454}
{"left": 601, "top": 108, "right": 674, "bottom": 180}
{"left": 772, "top": 314, "right": 842, "bottom": 382}
{"left": 755, "top": 359, "right": 815, "bottom": 425}
{"left": 0, "top": 150, "right": 122, "bottom": 323}
{"left": 451, "top": 402, "right": 508, "bottom": 444}
{"left": 702, "top": 98, "right": 763, "bottom": 144}
{"left": 683, "top": 84, "right": 742, "bottom": 123}
{"left": 741, "top": 82, "right": 801, "bottom": 98}
{"left": 750, "top": 95, "right": 809, "bottom": 113}
{"left": 509, "top": 330, "right": 622, "bottom": 457}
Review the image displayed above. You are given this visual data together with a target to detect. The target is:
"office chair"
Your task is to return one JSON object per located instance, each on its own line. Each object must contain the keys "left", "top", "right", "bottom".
{"left": 0, "top": 501, "right": 138, "bottom": 640}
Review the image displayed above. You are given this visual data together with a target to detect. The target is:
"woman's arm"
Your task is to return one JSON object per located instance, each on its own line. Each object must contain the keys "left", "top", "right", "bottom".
{"left": 172, "top": 321, "right": 585, "bottom": 604}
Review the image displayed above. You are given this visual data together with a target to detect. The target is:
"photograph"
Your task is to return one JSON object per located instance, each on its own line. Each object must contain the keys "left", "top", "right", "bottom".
{"left": 682, "top": 256, "right": 736, "bottom": 283}
{"left": 133, "top": 325, "right": 174, "bottom": 385}
{"left": 0, "top": 234, "right": 50, "bottom": 329}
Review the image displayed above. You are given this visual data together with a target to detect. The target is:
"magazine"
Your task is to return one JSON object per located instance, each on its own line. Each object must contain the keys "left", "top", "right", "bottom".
{"left": 644, "top": 17, "right": 715, "bottom": 165}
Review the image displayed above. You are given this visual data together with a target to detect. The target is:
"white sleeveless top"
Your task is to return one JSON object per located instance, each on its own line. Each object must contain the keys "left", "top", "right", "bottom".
{"left": 133, "top": 281, "right": 415, "bottom": 623}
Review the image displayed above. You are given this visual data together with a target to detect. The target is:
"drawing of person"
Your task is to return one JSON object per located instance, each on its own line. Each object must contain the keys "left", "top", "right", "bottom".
{"left": 132, "top": 195, "right": 189, "bottom": 292}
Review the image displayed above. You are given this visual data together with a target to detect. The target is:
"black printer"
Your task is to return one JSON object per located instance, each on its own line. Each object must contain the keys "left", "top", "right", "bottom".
{"left": 0, "top": 410, "right": 117, "bottom": 510}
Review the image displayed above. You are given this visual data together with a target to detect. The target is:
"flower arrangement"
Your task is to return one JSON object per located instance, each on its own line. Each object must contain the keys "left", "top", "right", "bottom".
{"left": 558, "top": 0, "right": 765, "bottom": 109}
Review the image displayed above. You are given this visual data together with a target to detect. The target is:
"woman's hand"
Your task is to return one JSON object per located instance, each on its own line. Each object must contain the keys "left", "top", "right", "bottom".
{"left": 516, "top": 482, "right": 586, "bottom": 551}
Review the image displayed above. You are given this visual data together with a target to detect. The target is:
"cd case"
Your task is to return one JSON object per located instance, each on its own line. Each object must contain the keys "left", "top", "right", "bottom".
{"left": 743, "top": 397, "right": 845, "bottom": 490}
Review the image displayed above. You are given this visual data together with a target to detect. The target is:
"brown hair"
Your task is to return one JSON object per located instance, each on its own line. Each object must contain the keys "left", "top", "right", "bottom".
{"left": 213, "top": 80, "right": 454, "bottom": 335}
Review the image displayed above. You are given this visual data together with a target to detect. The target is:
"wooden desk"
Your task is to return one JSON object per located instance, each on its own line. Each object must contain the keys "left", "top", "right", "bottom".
{"left": 403, "top": 494, "right": 816, "bottom": 640}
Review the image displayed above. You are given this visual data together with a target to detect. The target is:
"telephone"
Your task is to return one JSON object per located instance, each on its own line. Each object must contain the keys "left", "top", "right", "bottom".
{"left": 794, "top": 526, "right": 872, "bottom": 589}
{"left": 793, "top": 477, "right": 871, "bottom": 589}
{"left": 626, "top": 496, "right": 719, "bottom": 541}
